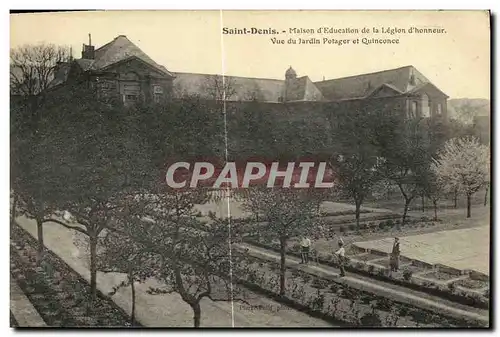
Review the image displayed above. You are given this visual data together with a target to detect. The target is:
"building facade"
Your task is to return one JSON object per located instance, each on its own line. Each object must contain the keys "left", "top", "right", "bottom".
{"left": 47, "top": 35, "right": 449, "bottom": 121}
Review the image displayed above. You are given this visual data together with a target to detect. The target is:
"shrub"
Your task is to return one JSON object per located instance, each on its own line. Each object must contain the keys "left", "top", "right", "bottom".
{"left": 360, "top": 223, "right": 368, "bottom": 230}
{"left": 386, "top": 219, "right": 395, "bottom": 228}
{"left": 403, "top": 269, "right": 413, "bottom": 281}
{"left": 339, "top": 225, "right": 345, "bottom": 233}
{"left": 348, "top": 224, "right": 356, "bottom": 231}
{"left": 355, "top": 262, "right": 365, "bottom": 270}
{"left": 484, "top": 288, "right": 490, "bottom": 298}
{"left": 311, "top": 278, "right": 327, "bottom": 289}
{"left": 367, "top": 264, "right": 375, "bottom": 274}
{"left": 468, "top": 292, "right": 485, "bottom": 305}
{"left": 395, "top": 219, "right": 401, "bottom": 225}
{"left": 448, "top": 282, "right": 457, "bottom": 292}
{"left": 378, "top": 221, "right": 386, "bottom": 230}
{"left": 377, "top": 269, "right": 386, "bottom": 277}
{"left": 291, "top": 243, "right": 302, "bottom": 252}
{"left": 301, "top": 274, "right": 311, "bottom": 284}
{"left": 359, "top": 313, "right": 383, "bottom": 326}
{"left": 330, "top": 283, "right": 339, "bottom": 293}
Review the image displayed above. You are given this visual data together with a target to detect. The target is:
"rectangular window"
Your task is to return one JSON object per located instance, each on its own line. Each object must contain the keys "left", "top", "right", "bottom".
{"left": 153, "top": 85, "right": 163, "bottom": 94}
{"left": 154, "top": 94, "right": 162, "bottom": 103}
{"left": 126, "top": 95, "right": 138, "bottom": 101}
{"left": 437, "top": 103, "right": 442, "bottom": 115}
{"left": 410, "top": 101, "right": 417, "bottom": 119}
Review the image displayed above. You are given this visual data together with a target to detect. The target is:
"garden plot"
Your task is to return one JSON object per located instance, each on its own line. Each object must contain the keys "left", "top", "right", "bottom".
{"left": 320, "top": 202, "right": 393, "bottom": 214}
{"left": 234, "top": 255, "right": 485, "bottom": 327}
{"left": 14, "top": 216, "right": 333, "bottom": 327}
{"left": 354, "top": 226, "right": 490, "bottom": 276}
{"left": 454, "top": 279, "right": 489, "bottom": 291}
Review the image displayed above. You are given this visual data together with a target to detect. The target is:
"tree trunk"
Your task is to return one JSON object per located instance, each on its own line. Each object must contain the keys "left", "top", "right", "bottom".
{"left": 11, "top": 192, "right": 18, "bottom": 223}
{"left": 484, "top": 185, "right": 489, "bottom": 206}
{"left": 453, "top": 188, "right": 458, "bottom": 208}
{"left": 129, "top": 265, "right": 136, "bottom": 325}
{"left": 279, "top": 236, "right": 287, "bottom": 296}
{"left": 355, "top": 199, "right": 361, "bottom": 229}
{"left": 402, "top": 198, "right": 411, "bottom": 225}
{"left": 36, "top": 217, "right": 44, "bottom": 262}
{"left": 421, "top": 195, "right": 425, "bottom": 212}
{"left": 433, "top": 200, "right": 438, "bottom": 221}
{"left": 192, "top": 301, "right": 202, "bottom": 328}
{"left": 89, "top": 234, "right": 98, "bottom": 303}
{"left": 466, "top": 194, "right": 471, "bottom": 218}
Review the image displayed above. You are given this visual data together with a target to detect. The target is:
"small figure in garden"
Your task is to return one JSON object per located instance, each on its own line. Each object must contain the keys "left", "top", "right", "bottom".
{"left": 390, "top": 237, "right": 401, "bottom": 272}
{"left": 334, "top": 240, "right": 346, "bottom": 277}
{"left": 300, "top": 236, "right": 311, "bottom": 264}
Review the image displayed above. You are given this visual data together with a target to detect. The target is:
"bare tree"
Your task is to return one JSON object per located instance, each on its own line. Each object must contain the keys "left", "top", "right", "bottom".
{"left": 375, "top": 117, "right": 431, "bottom": 224}
{"left": 242, "top": 187, "right": 321, "bottom": 296}
{"left": 10, "top": 43, "right": 71, "bottom": 96}
{"left": 107, "top": 189, "right": 248, "bottom": 328}
{"left": 10, "top": 43, "right": 72, "bottom": 231}
{"left": 422, "top": 171, "right": 446, "bottom": 221}
{"left": 453, "top": 101, "right": 489, "bottom": 125}
{"left": 201, "top": 74, "right": 237, "bottom": 102}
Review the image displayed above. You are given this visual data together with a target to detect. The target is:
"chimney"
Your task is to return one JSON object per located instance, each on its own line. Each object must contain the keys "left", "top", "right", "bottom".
{"left": 81, "top": 34, "right": 95, "bottom": 59}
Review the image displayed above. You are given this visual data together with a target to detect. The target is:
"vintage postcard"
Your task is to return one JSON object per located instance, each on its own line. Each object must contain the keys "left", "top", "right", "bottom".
{"left": 10, "top": 10, "right": 490, "bottom": 328}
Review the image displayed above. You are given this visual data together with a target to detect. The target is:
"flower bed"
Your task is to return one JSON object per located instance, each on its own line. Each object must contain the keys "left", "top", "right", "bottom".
{"left": 232, "top": 254, "right": 485, "bottom": 327}
{"left": 243, "top": 237, "right": 489, "bottom": 310}
{"left": 352, "top": 253, "right": 386, "bottom": 262}
{"left": 454, "top": 278, "right": 489, "bottom": 290}
{"left": 369, "top": 256, "right": 413, "bottom": 268}
{"left": 10, "top": 224, "right": 137, "bottom": 327}
{"left": 320, "top": 209, "right": 372, "bottom": 217}
{"left": 322, "top": 213, "right": 402, "bottom": 226}
{"left": 419, "top": 271, "right": 460, "bottom": 282}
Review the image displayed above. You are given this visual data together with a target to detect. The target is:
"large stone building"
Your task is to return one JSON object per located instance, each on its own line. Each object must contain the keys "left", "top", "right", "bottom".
{"left": 46, "top": 35, "right": 449, "bottom": 120}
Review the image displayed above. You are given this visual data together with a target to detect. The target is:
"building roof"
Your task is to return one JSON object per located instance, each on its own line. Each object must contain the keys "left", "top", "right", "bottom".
{"left": 173, "top": 72, "right": 286, "bottom": 102}
{"left": 34, "top": 35, "right": 448, "bottom": 103}
{"left": 285, "top": 66, "right": 297, "bottom": 78}
{"left": 285, "top": 76, "right": 324, "bottom": 102}
{"left": 84, "top": 35, "right": 173, "bottom": 76}
{"left": 47, "top": 62, "right": 72, "bottom": 89}
{"left": 314, "top": 65, "right": 433, "bottom": 101}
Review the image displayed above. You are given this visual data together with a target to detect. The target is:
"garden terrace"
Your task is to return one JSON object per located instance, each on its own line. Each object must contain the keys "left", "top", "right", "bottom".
{"left": 241, "top": 236, "right": 489, "bottom": 311}
{"left": 232, "top": 248, "right": 488, "bottom": 327}
{"left": 10, "top": 224, "right": 137, "bottom": 327}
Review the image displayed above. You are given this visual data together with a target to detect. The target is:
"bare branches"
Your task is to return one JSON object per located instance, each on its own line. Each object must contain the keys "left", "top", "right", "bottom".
{"left": 10, "top": 43, "right": 71, "bottom": 96}
{"left": 201, "top": 75, "right": 237, "bottom": 102}
{"left": 42, "top": 218, "right": 88, "bottom": 235}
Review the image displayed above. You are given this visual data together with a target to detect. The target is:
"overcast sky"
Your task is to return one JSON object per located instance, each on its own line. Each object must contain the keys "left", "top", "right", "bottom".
{"left": 10, "top": 10, "right": 490, "bottom": 99}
